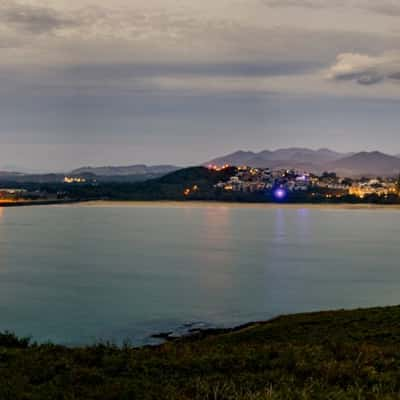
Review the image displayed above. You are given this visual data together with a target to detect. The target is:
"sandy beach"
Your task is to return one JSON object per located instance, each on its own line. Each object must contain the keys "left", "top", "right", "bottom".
{"left": 64, "top": 200, "right": 400, "bottom": 211}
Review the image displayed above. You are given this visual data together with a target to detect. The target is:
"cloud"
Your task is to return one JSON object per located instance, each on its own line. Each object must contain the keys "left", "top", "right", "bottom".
{"left": 58, "top": 61, "right": 322, "bottom": 81}
{"left": 364, "top": 1, "right": 400, "bottom": 16}
{"left": 327, "top": 52, "right": 400, "bottom": 85}
{"left": 0, "top": 1, "right": 398, "bottom": 64}
{"left": 0, "top": 1, "right": 78, "bottom": 34}
{"left": 0, "top": 0, "right": 399, "bottom": 99}
{"left": 262, "top": 0, "right": 400, "bottom": 16}
{"left": 0, "top": 1, "right": 234, "bottom": 39}
{"left": 263, "top": 0, "right": 342, "bottom": 8}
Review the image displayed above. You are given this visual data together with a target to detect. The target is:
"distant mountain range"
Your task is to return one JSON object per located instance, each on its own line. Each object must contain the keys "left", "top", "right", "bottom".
{"left": 206, "top": 148, "right": 400, "bottom": 177}
{"left": 207, "top": 148, "right": 347, "bottom": 168}
{"left": 2, "top": 149, "right": 400, "bottom": 182}
{"left": 0, "top": 165, "right": 180, "bottom": 183}
{"left": 70, "top": 164, "right": 179, "bottom": 177}
{"left": 325, "top": 152, "right": 400, "bottom": 177}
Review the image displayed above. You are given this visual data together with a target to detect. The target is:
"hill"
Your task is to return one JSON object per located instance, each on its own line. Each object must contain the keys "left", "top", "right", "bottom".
{"left": 72, "top": 166, "right": 237, "bottom": 201}
{"left": 207, "top": 148, "right": 400, "bottom": 176}
{"left": 2, "top": 305, "right": 400, "bottom": 398}
{"left": 326, "top": 151, "right": 400, "bottom": 177}
{"left": 70, "top": 164, "right": 179, "bottom": 177}
{"left": 207, "top": 148, "right": 346, "bottom": 169}
{"left": 207, "top": 150, "right": 260, "bottom": 166}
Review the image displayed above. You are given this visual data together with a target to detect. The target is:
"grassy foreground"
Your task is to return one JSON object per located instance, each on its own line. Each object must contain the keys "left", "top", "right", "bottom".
{"left": 2, "top": 306, "right": 400, "bottom": 399}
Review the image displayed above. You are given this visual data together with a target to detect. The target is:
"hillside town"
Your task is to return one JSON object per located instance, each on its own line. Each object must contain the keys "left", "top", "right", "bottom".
{"left": 0, "top": 163, "right": 400, "bottom": 205}
{"left": 209, "top": 164, "right": 400, "bottom": 200}
{"left": 0, "top": 187, "right": 62, "bottom": 204}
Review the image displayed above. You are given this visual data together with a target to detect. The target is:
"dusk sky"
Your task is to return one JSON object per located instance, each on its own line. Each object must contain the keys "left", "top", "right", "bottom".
{"left": 1, "top": 0, "right": 400, "bottom": 171}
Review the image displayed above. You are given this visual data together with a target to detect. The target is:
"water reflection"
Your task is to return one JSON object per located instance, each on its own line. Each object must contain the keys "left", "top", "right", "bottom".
{"left": 197, "top": 206, "right": 234, "bottom": 291}
{"left": 296, "top": 208, "right": 311, "bottom": 243}
{"left": 275, "top": 208, "right": 287, "bottom": 242}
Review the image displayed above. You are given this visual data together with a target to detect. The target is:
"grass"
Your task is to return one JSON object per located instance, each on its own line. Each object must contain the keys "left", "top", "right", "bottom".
{"left": 2, "top": 305, "right": 400, "bottom": 399}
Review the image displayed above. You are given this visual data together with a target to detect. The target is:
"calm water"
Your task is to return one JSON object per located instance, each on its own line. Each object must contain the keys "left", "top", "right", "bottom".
{"left": 1, "top": 203, "right": 400, "bottom": 345}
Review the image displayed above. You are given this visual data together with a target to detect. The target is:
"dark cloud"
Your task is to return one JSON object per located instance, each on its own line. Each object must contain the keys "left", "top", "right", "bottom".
{"left": 334, "top": 71, "right": 384, "bottom": 85}
{"left": 58, "top": 61, "right": 322, "bottom": 80}
{"left": 263, "top": 0, "right": 400, "bottom": 16}
{"left": 356, "top": 73, "right": 385, "bottom": 85}
{"left": 365, "top": 2, "right": 400, "bottom": 17}
{"left": 0, "top": 1, "right": 77, "bottom": 34}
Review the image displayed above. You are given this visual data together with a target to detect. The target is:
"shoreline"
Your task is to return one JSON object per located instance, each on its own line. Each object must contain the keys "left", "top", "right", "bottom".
{"left": 3, "top": 304, "right": 397, "bottom": 348}
{"left": 0, "top": 199, "right": 86, "bottom": 208}
{"left": 68, "top": 199, "right": 400, "bottom": 210}
{"left": 148, "top": 305, "right": 391, "bottom": 344}
{"left": 4, "top": 198, "right": 400, "bottom": 211}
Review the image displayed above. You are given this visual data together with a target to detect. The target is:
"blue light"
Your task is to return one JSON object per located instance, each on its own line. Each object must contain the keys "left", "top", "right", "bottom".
{"left": 274, "top": 188, "right": 287, "bottom": 200}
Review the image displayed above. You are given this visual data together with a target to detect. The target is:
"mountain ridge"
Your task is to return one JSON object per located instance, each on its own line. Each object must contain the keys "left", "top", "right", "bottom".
{"left": 206, "top": 148, "right": 400, "bottom": 177}
{"left": 0, "top": 164, "right": 180, "bottom": 183}
{"left": 207, "top": 147, "right": 348, "bottom": 167}
{"left": 70, "top": 164, "right": 179, "bottom": 177}
{"left": 325, "top": 151, "right": 400, "bottom": 177}
{"left": 1, "top": 149, "right": 400, "bottom": 180}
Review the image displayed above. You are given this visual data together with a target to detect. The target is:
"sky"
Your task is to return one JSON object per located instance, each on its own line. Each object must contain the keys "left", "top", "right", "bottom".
{"left": 0, "top": 0, "right": 400, "bottom": 171}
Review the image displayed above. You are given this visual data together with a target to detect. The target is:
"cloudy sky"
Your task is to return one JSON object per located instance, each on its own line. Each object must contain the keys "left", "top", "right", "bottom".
{"left": 1, "top": 0, "right": 400, "bottom": 171}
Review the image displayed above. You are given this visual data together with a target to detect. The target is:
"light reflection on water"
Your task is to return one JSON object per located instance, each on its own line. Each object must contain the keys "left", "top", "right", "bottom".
{"left": 0, "top": 204, "right": 399, "bottom": 345}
